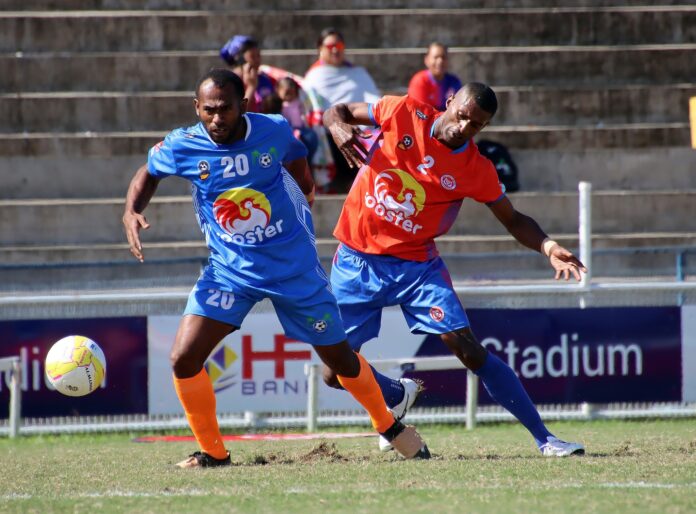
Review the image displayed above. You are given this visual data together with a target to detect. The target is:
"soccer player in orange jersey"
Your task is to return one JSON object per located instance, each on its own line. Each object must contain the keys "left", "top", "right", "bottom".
{"left": 323, "top": 83, "right": 586, "bottom": 457}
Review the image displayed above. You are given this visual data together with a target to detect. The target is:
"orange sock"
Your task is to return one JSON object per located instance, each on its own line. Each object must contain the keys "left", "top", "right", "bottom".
{"left": 337, "top": 352, "right": 395, "bottom": 433}
{"left": 172, "top": 369, "right": 228, "bottom": 460}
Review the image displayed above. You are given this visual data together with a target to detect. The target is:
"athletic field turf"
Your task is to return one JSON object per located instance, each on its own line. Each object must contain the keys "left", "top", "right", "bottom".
{"left": 1, "top": 419, "right": 695, "bottom": 514}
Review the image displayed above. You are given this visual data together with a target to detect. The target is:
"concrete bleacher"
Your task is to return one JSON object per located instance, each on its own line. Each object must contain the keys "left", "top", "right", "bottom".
{"left": 1, "top": 1, "right": 695, "bottom": 288}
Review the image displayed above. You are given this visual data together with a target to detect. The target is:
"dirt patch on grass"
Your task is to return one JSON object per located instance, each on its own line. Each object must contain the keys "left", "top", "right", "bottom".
{"left": 300, "top": 442, "right": 348, "bottom": 463}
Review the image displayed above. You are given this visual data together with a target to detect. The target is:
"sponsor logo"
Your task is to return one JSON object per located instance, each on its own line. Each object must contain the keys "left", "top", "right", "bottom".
{"left": 397, "top": 134, "right": 414, "bottom": 150}
{"left": 364, "top": 169, "right": 425, "bottom": 234}
{"left": 441, "top": 174, "right": 456, "bottom": 190}
{"left": 205, "top": 342, "right": 239, "bottom": 393}
{"left": 213, "top": 187, "right": 284, "bottom": 244}
{"left": 416, "top": 110, "right": 428, "bottom": 120}
{"left": 430, "top": 306, "right": 445, "bottom": 322}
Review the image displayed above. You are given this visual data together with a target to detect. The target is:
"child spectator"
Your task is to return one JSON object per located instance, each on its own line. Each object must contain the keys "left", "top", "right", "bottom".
{"left": 277, "top": 77, "right": 318, "bottom": 167}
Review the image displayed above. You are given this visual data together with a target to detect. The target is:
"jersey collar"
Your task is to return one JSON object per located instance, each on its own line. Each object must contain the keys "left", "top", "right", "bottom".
{"left": 430, "top": 116, "right": 470, "bottom": 154}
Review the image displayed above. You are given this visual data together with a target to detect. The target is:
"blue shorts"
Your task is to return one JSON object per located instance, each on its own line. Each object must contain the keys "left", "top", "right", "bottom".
{"left": 184, "top": 264, "right": 347, "bottom": 346}
{"left": 330, "top": 244, "right": 470, "bottom": 349}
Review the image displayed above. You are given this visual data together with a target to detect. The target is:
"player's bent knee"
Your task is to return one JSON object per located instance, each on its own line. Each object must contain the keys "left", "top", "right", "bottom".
{"left": 440, "top": 328, "right": 487, "bottom": 369}
{"left": 170, "top": 345, "right": 205, "bottom": 378}
{"left": 322, "top": 365, "right": 342, "bottom": 389}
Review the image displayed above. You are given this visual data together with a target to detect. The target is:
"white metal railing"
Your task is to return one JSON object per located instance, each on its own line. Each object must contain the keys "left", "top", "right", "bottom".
{"left": 0, "top": 357, "right": 21, "bottom": 438}
{"left": 304, "top": 357, "right": 479, "bottom": 433}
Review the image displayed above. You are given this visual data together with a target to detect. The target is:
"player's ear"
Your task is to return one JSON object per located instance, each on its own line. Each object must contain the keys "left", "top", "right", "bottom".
{"left": 445, "top": 94, "right": 454, "bottom": 109}
{"left": 193, "top": 97, "right": 200, "bottom": 117}
{"left": 240, "top": 97, "right": 248, "bottom": 115}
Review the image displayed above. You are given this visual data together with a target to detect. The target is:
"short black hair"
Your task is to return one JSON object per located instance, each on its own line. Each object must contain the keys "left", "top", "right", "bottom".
{"left": 277, "top": 76, "right": 299, "bottom": 91}
{"left": 428, "top": 41, "right": 448, "bottom": 53}
{"left": 462, "top": 82, "right": 498, "bottom": 117}
{"left": 195, "top": 68, "right": 245, "bottom": 100}
{"left": 317, "top": 27, "right": 344, "bottom": 48}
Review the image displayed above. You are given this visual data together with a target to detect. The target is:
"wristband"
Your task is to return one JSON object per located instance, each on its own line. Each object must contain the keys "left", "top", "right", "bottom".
{"left": 541, "top": 238, "right": 558, "bottom": 257}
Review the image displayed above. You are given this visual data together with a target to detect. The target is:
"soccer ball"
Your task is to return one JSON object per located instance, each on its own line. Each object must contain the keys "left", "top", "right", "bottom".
{"left": 45, "top": 335, "right": 106, "bottom": 397}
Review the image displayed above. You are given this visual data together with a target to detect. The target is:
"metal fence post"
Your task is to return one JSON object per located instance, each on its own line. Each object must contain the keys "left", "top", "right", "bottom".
{"left": 9, "top": 357, "right": 21, "bottom": 438}
{"left": 578, "top": 182, "right": 593, "bottom": 307}
{"left": 465, "top": 370, "right": 478, "bottom": 430}
{"left": 305, "top": 363, "right": 319, "bottom": 432}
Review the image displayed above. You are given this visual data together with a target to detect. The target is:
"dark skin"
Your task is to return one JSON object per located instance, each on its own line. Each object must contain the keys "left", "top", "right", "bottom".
{"left": 321, "top": 88, "right": 588, "bottom": 385}
{"left": 123, "top": 79, "right": 354, "bottom": 380}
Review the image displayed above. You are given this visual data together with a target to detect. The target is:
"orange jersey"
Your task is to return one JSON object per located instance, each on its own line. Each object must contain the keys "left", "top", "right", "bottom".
{"left": 333, "top": 95, "right": 504, "bottom": 261}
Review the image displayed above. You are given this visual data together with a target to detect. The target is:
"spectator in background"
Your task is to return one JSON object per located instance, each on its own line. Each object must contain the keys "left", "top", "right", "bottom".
{"left": 277, "top": 77, "right": 319, "bottom": 168}
{"left": 408, "top": 42, "right": 462, "bottom": 111}
{"left": 303, "top": 28, "right": 381, "bottom": 192}
{"left": 220, "top": 35, "right": 275, "bottom": 112}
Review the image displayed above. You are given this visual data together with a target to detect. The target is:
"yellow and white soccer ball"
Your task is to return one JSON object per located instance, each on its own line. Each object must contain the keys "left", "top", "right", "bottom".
{"left": 45, "top": 335, "right": 106, "bottom": 397}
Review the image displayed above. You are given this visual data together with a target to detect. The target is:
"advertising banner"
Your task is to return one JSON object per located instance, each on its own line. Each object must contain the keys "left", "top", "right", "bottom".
{"left": 682, "top": 305, "right": 696, "bottom": 402}
{"left": 148, "top": 311, "right": 423, "bottom": 415}
{"left": 0, "top": 317, "right": 148, "bottom": 418}
{"left": 410, "top": 307, "right": 682, "bottom": 406}
{"left": 149, "top": 306, "right": 683, "bottom": 415}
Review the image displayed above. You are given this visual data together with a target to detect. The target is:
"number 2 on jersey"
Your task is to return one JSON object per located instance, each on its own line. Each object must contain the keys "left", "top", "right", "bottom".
{"left": 222, "top": 155, "right": 250, "bottom": 178}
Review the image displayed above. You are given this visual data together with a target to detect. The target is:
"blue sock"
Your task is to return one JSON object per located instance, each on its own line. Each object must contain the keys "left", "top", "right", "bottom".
{"left": 473, "top": 352, "right": 553, "bottom": 447}
{"left": 369, "top": 365, "right": 405, "bottom": 408}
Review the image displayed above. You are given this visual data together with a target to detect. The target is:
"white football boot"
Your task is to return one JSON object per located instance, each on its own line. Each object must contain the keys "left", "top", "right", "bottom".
{"left": 539, "top": 436, "right": 585, "bottom": 457}
{"left": 378, "top": 378, "right": 424, "bottom": 452}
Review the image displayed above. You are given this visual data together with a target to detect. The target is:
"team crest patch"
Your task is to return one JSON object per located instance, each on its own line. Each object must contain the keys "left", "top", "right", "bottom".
{"left": 429, "top": 306, "right": 445, "bottom": 322}
{"left": 258, "top": 152, "right": 273, "bottom": 168}
{"left": 198, "top": 160, "right": 210, "bottom": 180}
{"left": 416, "top": 110, "right": 428, "bottom": 120}
{"left": 397, "top": 134, "right": 414, "bottom": 150}
{"left": 441, "top": 175, "right": 456, "bottom": 190}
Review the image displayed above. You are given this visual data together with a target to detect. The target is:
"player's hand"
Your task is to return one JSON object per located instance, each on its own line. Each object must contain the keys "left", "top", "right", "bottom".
{"left": 122, "top": 210, "right": 150, "bottom": 263}
{"left": 547, "top": 244, "right": 587, "bottom": 281}
{"left": 242, "top": 63, "right": 259, "bottom": 89}
{"left": 328, "top": 122, "right": 372, "bottom": 169}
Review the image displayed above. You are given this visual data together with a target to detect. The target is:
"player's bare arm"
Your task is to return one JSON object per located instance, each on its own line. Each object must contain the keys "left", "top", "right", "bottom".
{"left": 284, "top": 157, "right": 315, "bottom": 206}
{"left": 487, "top": 196, "right": 587, "bottom": 281}
{"left": 123, "top": 163, "right": 160, "bottom": 262}
{"left": 323, "top": 102, "right": 373, "bottom": 168}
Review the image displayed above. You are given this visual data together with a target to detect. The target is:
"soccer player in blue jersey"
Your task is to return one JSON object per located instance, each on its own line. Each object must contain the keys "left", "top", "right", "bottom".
{"left": 122, "top": 69, "right": 429, "bottom": 467}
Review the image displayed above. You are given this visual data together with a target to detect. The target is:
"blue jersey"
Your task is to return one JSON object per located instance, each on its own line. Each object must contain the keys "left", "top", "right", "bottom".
{"left": 147, "top": 113, "right": 316, "bottom": 287}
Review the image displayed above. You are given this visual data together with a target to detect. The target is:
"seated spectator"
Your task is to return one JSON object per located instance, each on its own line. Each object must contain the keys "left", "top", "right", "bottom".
{"left": 408, "top": 42, "right": 462, "bottom": 111}
{"left": 277, "top": 77, "right": 318, "bottom": 166}
{"left": 303, "top": 28, "right": 381, "bottom": 193}
{"left": 220, "top": 35, "right": 275, "bottom": 112}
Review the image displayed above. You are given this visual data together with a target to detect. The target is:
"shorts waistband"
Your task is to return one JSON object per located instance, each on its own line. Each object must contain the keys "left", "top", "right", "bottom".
{"left": 338, "top": 242, "right": 421, "bottom": 265}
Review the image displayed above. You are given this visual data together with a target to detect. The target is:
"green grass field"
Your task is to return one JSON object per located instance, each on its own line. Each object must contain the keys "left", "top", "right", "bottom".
{"left": 1, "top": 419, "right": 695, "bottom": 514}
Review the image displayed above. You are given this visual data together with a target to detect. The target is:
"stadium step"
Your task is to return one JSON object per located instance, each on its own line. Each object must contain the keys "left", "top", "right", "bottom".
{"left": 3, "top": 46, "right": 696, "bottom": 93}
{"left": 3, "top": 84, "right": 694, "bottom": 133}
{"left": 1, "top": 191, "right": 695, "bottom": 246}
{"left": 0, "top": 235, "right": 691, "bottom": 292}
{"left": 2, "top": 0, "right": 686, "bottom": 11}
{"left": 3, "top": 145, "right": 696, "bottom": 200}
{"left": 2, "top": 8, "right": 695, "bottom": 53}
{"left": 1, "top": 232, "right": 694, "bottom": 265}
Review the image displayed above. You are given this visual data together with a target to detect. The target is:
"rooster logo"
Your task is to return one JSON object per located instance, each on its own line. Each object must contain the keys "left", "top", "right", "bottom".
{"left": 372, "top": 169, "right": 426, "bottom": 218}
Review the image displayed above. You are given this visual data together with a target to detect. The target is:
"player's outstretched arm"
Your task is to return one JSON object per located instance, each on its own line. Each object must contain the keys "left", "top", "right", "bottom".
{"left": 323, "top": 103, "right": 374, "bottom": 168}
{"left": 284, "top": 157, "right": 315, "bottom": 206}
{"left": 487, "top": 196, "right": 588, "bottom": 281}
{"left": 123, "top": 163, "right": 160, "bottom": 262}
